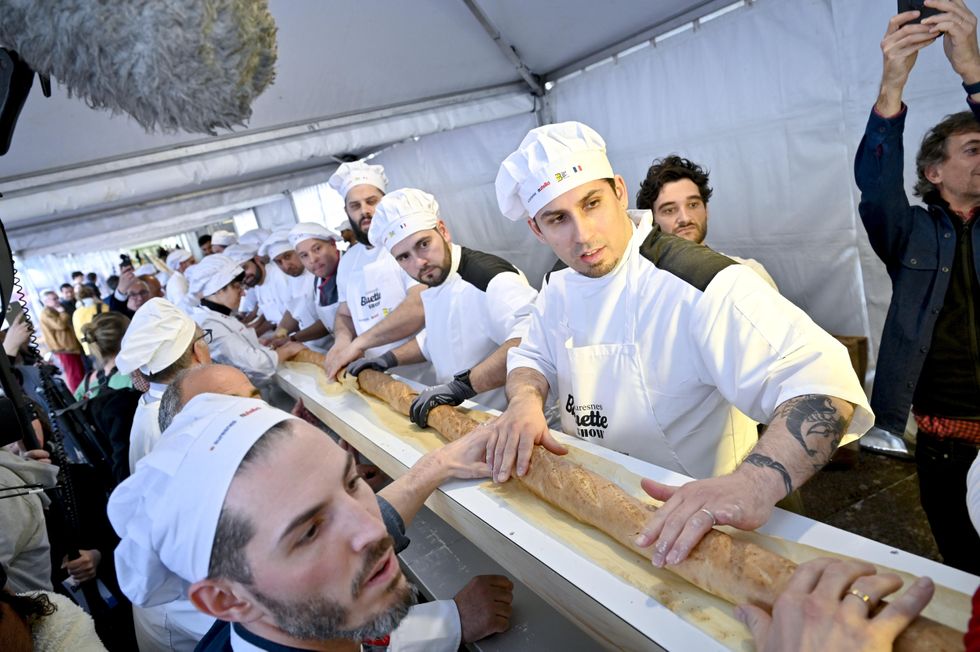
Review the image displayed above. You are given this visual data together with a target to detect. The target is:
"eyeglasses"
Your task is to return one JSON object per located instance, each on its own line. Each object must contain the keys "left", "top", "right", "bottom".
{"left": 195, "top": 329, "right": 213, "bottom": 345}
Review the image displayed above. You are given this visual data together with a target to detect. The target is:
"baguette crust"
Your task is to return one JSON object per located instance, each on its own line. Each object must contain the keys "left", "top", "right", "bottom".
{"left": 350, "top": 369, "right": 963, "bottom": 651}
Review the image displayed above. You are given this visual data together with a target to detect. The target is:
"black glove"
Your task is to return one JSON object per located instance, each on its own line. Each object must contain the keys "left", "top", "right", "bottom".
{"left": 410, "top": 371, "right": 477, "bottom": 427}
{"left": 347, "top": 351, "right": 398, "bottom": 377}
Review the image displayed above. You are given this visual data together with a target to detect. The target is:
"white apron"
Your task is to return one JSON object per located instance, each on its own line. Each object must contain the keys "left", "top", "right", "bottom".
{"left": 347, "top": 254, "right": 413, "bottom": 358}
{"left": 554, "top": 235, "right": 688, "bottom": 475}
{"left": 420, "top": 274, "right": 506, "bottom": 411}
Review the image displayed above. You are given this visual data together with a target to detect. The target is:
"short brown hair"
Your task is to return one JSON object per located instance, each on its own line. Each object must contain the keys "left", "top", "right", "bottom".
{"left": 81, "top": 312, "right": 130, "bottom": 365}
{"left": 915, "top": 111, "right": 980, "bottom": 199}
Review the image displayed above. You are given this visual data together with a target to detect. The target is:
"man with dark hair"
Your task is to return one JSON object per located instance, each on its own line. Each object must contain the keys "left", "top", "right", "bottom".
{"left": 347, "top": 189, "right": 538, "bottom": 425}
{"left": 321, "top": 161, "right": 429, "bottom": 382}
{"left": 198, "top": 233, "right": 214, "bottom": 257}
{"left": 109, "top": 393, "right": 512, "bottom": 651}
{"left": 855, "top": 1, "right": 980, "bottom": 574}
{"left": 58, "top": 283, "right": 76, "bottom": 316}
{"left": 636, "top": 155, "right": 777, "bottom": 288}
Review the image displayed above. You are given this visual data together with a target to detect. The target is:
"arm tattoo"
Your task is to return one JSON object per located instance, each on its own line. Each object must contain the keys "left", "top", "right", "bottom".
{"left": 771, "top": 395, "right": 847, "bottom": 462}
{"left": 745, "top": 454, "right": 794, "bottom": 497}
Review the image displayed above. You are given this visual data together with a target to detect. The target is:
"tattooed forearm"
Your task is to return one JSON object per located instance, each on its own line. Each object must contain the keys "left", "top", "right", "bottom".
{"left": 744, "top": 454, "right": 794, "bottom": 497}
{"left": 770, "top": 394, "right": 848, "bottom": 462}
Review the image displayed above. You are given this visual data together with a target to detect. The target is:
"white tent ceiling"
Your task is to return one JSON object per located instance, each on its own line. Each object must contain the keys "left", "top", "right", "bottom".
{"left": 0, "top": 0, "right": 731, "bottom": 255}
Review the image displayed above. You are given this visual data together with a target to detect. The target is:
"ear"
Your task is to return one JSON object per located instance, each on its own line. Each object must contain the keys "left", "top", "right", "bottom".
{"left": 924, "top": 163, "right": 942, "bottom": 186}
{"left": 436, "top": 221, "right": 451, "bottom": 244}
{"left": 193, "top": 339, "right": 211, "bottom": 365}
{"left": 188, "top": 578, "right": 263, "bottom": 624}
{"left": 613, "top": 175, "right": 629, "bottom": 210}
{"left": 527, "top": 218, "right": 547, "bottom": 245}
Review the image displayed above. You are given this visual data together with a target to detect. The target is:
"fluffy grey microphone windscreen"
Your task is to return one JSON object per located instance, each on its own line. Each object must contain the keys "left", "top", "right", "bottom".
{"left": 0, "top": 0, "right": 277, "bottom": 134}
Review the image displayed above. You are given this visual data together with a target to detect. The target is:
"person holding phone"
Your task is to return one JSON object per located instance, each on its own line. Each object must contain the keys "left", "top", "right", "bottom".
{"left": 854, "top": 0, "right": 980, "bottom": 575}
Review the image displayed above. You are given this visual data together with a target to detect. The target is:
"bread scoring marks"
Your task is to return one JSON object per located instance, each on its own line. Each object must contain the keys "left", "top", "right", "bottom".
{"left": 565, "top": 394, "right": 609, "bottom": 439}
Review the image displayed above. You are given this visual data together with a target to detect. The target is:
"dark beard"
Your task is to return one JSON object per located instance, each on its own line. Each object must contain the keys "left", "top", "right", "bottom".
{"left": 249, "top": 537, "right": 417, "bottom": 642}
{"left": 348, "top": 216, "right": 371, "bottom": 247}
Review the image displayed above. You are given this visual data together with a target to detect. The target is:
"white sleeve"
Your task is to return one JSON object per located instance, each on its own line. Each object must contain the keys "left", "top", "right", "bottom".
{"left": 485, "top": 272, "right": 538, "bottom": 343}
{"left": 692, "top": 265, "right": 873, "bottom": 444}
{"left": 208, "top": 321, "right": 278, "bottom": 383}
{"left": 240, "top": 287, "right": 258, "bottom": 313}
{"left": 968, "top": 451, "right": 980, "bottom": 537}
{"left": 415, "top": 328, "right": 431, "bottom": 362}
{"left": 506, "top": 288, "right": 557, "bottom": 390}
{"left": 387, "top": 600, "right": 461, "bottom": 652}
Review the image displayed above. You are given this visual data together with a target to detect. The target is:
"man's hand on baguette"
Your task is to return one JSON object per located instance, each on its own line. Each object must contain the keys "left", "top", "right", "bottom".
{"left": 485, "top": 394, "right": 567, "bottom": 483}
{"left": 735, "top": 558, "right": 934, "bottom": 652}
{"left": 635, "top": 472, "right": 778, "bottom": 567}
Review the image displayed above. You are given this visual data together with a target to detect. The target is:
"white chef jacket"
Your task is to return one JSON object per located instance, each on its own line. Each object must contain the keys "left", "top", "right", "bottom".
{"left": 226, "top": 600, "right": 460, "bottom": 652}
{"left": 254, "top": 264, "right": 291, "bottom": 324}
{"left": 509, "top": 212, "right": 873, "bottom": 479}
{"left": 284, "top": 269, "right": 332, "bottom": 352}
{"left": 416, "top": 244, "right": 537, "bottom": 411}
{"left": 133, "top": 598, "right": 214, "bottom": 652}
{"left": 191, "top": 305, "right": 278, "bottom": 384}
{"left": 128, "top": 382, "right": 166, "bottom": 474}
{"left": 336, "top": 243, "right": 418, "bottom": 358}
{"left": 165, "top": 272, "right": 189, "bottom": 306}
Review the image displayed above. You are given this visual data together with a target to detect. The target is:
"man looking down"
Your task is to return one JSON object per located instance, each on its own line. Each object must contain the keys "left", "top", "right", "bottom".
{"left": 347, "top": 188, "right": 538, "bottom": 426}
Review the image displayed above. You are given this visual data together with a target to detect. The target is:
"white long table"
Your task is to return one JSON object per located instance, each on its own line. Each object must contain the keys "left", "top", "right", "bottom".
{"left": 276, "top": 364, "right": 978, "bottom": 651}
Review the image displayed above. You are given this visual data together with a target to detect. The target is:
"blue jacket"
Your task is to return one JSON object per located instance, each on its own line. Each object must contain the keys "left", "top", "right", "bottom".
{"left": 854, "top": 101, "right": 980, "bottom": 435}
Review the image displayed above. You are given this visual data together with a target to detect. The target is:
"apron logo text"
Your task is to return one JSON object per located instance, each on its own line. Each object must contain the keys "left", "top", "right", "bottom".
{"left": 565, "top": 394, "right": 608, "bottom": 439}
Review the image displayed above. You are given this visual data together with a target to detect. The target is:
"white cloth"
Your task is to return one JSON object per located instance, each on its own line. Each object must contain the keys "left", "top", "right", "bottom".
{"left": 166, "top": 250, "right": 192, "bottom": 272}
{"left": 136, "top": 263, "right": 159, "bottom": 277}
{"left": 117, "top": 299, "right": 197, "bottom": 375}
{"left": 336, "top": 243, "right": 417, "bottom": 358}
{"left": 258, "top": 230, "right": 293, "bottom": 260}
{"left": 238, "top": 228, "right": 271, "bottom": 250}
{"left": 288, "top": 221, "right": 341, "bottom": 249}
{"left": 240, "top": 285, "right": 259, "bottom": 315}
{"left": 496, "top": 121, "right": 614, "bottom": 222}
{"left": 968, "top": 451, "right": 980, "bottom": 537}
{"left": 508, "top": 212, "right": 873, "bottom": 478}
{"left": 0, "top": 451, "right": 58, "bottom": 593}
{"left": 285, "top": 270, "right": 332, "bottom": 352}
{"left": 254, "top": 264, "right": 291, "bottom": 324}
{"left": 109, "top": 395, "right": 294, "bottom": 607}
{"left": 210, "top": 230, "right": 237, "bottom": 247}
{"left": 133, "top": 599, "right": 214, "bottom": 652}
{"left": 725, "top": 254, "right": 778, "bottom": 291}
{"left": 222, "top": 244, "right": 258, "bottom": 266}
{"left": 387, "top": 600, "right": 461, "bottom": 652}
{"left": 190, "top": 305, "right": 278, "bottom": 383}
{"left": 165, "top": 271, "right": 190, "bottom": 306}
{"left": 28, "top": 591, "right": 107, "bottom": 652}
{"left": 185, "top": 255, "right": 243, "bottom": 298}
{"left": 369, "top": 188, "right": 440, "bottom": 250}
{"left": 416, "top": 244, "right": 536, "bottom": 410}
{"left": 328, "top": 160, "right": 388, "bottom": 198}
{"left": 128, "top": 383, "right": 166, "bottom": 474}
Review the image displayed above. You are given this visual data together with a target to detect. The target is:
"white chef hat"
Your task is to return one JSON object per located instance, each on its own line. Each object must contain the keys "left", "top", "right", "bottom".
{"left": 495, "top": 121, "right": 614, "bottom": 222}
{"left": 368, "top": 188, "right": 441, "bottom": 251}
{"left": 210, "top": 230, "right": 237, "bottom": 247}
{"left": 237, "top": 228, "right": 271, "bottom": 249}
{"left": 221, "top": 244, "right": 258, "bottom": 266}
{"left": 258, "top": 230, "right": 294, "bottom": 260}
{"left": 108, "top": 393, "right": 295, "bottom": 606}
{"left": 135, "top": 263, "right": 158, "bottom": 277}
{"left": 288, "top": 222, "right": 341, "bottom": 250}
{"left": 165, "top": 250, "right": 193, "bottom": 272}
{"left": 184, "top": 254, "right": 243, "bottom": 297}
{"left": 116, "top": 298, "right": 197, "bottom": 375}
{"left": 328, "top": 161, "right": 388, "bottom": 199}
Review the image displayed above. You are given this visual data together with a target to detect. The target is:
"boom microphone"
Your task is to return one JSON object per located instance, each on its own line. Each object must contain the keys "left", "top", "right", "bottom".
{"left": 0, "top": 0, "right": 277, "bottom": 136}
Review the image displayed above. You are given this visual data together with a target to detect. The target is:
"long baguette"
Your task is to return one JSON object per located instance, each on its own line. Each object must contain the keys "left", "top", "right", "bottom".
{"left": 288, "top": 348, "right": 327, "bottom": 366}
{"left": 353, "top": 369, "right": 963, "bottom": 651}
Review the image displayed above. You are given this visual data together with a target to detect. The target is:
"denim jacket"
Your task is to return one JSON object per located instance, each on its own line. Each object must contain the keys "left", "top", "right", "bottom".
{"left": 854, "top": 101, "right": 980, "bottom": 435}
